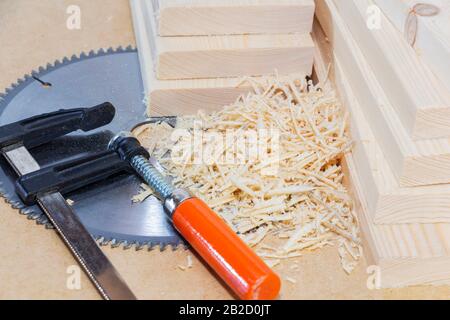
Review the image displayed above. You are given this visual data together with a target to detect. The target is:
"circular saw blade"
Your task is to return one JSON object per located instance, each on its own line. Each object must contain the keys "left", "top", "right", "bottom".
{"left": 0, "top": 47, "right": 184, "bottom": 249}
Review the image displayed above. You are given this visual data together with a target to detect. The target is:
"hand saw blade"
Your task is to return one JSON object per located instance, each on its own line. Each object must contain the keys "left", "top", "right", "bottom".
{"left": 0, "top": 47, "right": 184, "bottom": 249}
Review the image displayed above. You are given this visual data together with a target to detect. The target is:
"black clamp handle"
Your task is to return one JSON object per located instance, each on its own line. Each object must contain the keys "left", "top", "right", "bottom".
{"left": 0, "top": 102, "right": 115, "bottom": 150}
{"left": 16, "top": 150, "right": 132, "bottom": 205}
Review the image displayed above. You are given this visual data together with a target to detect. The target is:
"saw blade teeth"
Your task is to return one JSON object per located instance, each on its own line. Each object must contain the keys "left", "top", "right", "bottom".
{"left": 62, "top": 57, "right": 70, "bottom": 64}
{"left": 80, "top": 52, "right": 88, "bottom": 59}
{"left": 112, "top": 239, "right": 125, "bottom": 248}
{"left": 36, "top": 216, "right": 48, "bottom": 225}
{"left": 10, "top": 200, "right": 21, "bottom": 209}
{"left": 27, "top": 213, "right": 39, "bottom": 221}
{"left": 122, "top": 241, "right": 133, "bottom": 250}
{"left": 18, "top": 210, "right": 28, "bottom": 216}
{"left": 44, "top": 222, "right": 54, "bottom": 229}
{"left": 135, "top": 243, "right": 145, "bottom": 251}
{"left": 54, "top": 59, "right": 62, "bottom": 67}
{"left": 125, "top": 45, "right": 134, "bottom": 51}
{"left": 98, "top": 48, "right": 106, "bottom": 55}
{"left": 100, "top": 238, "right": 112, "bottom": 246}
{"left": 106, "top": 47, "right": 114, "bottom": 53}
{"left": 20, "top": 207, "right": 35, "bottom": 216}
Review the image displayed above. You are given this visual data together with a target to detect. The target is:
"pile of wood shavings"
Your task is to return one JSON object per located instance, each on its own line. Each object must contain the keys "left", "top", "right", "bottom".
{"left": 135, "top": 77, "right": 362, "bottom": 274}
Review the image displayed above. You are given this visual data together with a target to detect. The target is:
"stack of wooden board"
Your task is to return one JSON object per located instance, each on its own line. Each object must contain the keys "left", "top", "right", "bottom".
{"left": 130, "top": 0, "right": 315, "bottom": 116}
{"left": 374, "top": 0, "right": 450, "bottom": 93}
{"left": 314, "top": 0, "right": 450, "bottom": 287}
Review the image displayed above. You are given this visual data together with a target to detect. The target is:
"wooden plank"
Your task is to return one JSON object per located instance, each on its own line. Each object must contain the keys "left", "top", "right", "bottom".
{"left": 151, "top": 0, "right": 315, "bottom": 36}
{"left": 312, "top": 19, "right": 450, "bottom": 225}
{"left": 132, "top": 0, "right": 306, "bottom": 116}
{"left": 323, "top": 0, "right": 450, "bottom": 140}
{"left": 337, "top": 56, "right": 450, "bottom": 224}
{"left": 314, "top": 32, "right": 450, "bottom": 286}
{"left": 144, "top": 1, "right": 314, "bottom": 80}
{"left": 373, "top": 0, "right": 450, "bottom": 93}
{"left": 343, "top": 153, "right": 450, "bottom": 288}
{"left": 131, "top": 0, "right": 253, "bottom": 116}
{"left": 316, "top": 0, "right": 450, "bottom": 187}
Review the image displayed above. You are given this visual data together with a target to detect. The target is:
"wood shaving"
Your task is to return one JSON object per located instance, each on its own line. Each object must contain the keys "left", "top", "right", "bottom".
{"left": 285, "top": 277, "right": 297, "bottom": 284}
{"left": 132, "top": 183, "right": 154, "bottom": 203}
{"left": 135, "top": 77, "right": 361, "bottom": 273}
{"left": 177, "top": 265, "right": 187, "bottom": 271}
{"left": 187, "top": 255, "right": 193, "bottom": 269}
{"left": 177, "top": 254, "right": 194, "bottom": 271}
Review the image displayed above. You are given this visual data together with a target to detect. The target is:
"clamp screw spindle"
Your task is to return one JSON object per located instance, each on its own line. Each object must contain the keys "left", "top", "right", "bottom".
{"left": 108, "top": 132, "right": 174, "bottom": 200}
{"left": 130, "top": 155, "right": 174, "bottom": 199}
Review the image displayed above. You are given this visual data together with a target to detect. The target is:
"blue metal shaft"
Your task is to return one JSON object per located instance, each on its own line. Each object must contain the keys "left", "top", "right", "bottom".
{"left": 130, "top": 155, "right": 174, "bottom": 199}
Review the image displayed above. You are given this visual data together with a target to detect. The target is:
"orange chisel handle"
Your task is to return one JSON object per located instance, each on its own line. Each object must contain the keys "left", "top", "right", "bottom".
{"left": 172, "top": 197, "right": 281, "bottom": 300}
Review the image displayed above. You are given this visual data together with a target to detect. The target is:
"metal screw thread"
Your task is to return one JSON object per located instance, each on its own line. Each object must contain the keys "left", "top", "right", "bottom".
{"left": 130, "top": 155, "right": 174, "bottom": 199}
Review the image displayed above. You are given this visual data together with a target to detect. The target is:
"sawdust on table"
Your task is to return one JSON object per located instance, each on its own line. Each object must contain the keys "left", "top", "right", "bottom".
{"left": 133, "top": 76, "right": 362, "bottom": 274}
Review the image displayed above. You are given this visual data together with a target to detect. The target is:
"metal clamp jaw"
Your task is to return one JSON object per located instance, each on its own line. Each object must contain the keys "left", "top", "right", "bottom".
{"left": 0, "top": 103, "right": 137, "bottom": 300}
{"left": 0, "top": 103, "right": 129, "bottom": 206}
{"left": 0, "top": 102, "right": 115, "bottom": 150}
{"left": 15, "top": 150, "right": 132, "bottom": 205}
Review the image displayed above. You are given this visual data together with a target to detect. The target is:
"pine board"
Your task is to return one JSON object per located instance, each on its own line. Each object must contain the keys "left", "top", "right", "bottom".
{"left": 316, "top": 0, "right": 450, "bottom": 187}
{"left": 373, "top": 0, "right": 450, "bottom": 93}
{"left": 132, "top": 0, "right": 308, "bottom": 116}
{"left": 151, "top": 0, "right": 315, "bottom": 36}
{"left": 131, "top": 0, "right": 253, "bottom": 116}
{"left": 337, "top": 55, "right": 450, "bottom": 225}
{"left": 343, "top": 153, "right": 450, "bottom": 288}
{"left": 312, "top": 17, "right": 450, "bottom": 225}
{"left": 328, "top": 0, "right": 450, "bottom": 140}
{"left": 144, "top": 0, "right": 314, "bottom": 80}
{"left": 313, "top": 23, "right": 450, "bottom": 287}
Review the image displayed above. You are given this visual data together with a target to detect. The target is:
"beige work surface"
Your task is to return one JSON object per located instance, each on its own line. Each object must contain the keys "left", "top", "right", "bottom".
{"left": 0, "top": 0, "right": 449, "bottom": 300}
